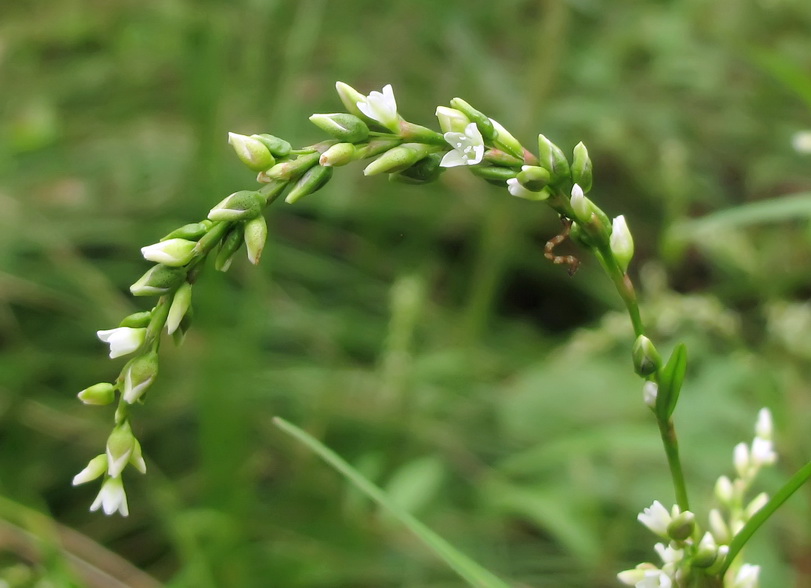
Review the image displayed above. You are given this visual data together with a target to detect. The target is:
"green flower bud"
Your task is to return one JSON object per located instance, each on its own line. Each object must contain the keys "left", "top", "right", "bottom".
{"left": 166, "top": 282, "right": 192, "bottom": 335}
{"left": 250, "top": 134, "right": 291, "bottom": 158}
{"left": 215, "top": 224, "right": 245, "bottom": 272}
{"left": 130, "top": 264, "right": 186, "bottom": 296}
{"left": 610, "top": 215, "right": 634, "bottom": 273}
{"left": 633, "top": 335, "right": 662, "bottom": 376}
{"left": 389, "top": 153, "right": 443, "bottom": 184}
{"left": 244, "top": 214, "right": 268, "bottom": 264}
{"left": 469, "top": 165, "right": 519, "bottom": 182}
{"left": 285, "top": 165, "right": 334, "bottom": 204}
{"left": 666, "top": 510, "right": 695, "bottom": 541}
{"left": 121, "top": 352, "right": 158, "bottom": 404}
{"left": 172, "top": 308, "right": 193, "bottom": 347}
{"left": 571, "top": 142, "right": 593, "bottom": 193}
{"left": 537, "top": 134, "right": 570, "bottom": 183}
{"left": 352, "top": 138, "right": 402, "bottom": 160}
{"left": 516, "top": 165, "right": 551, "bottom": 192}
{"left": 363, "top": 143, "right": 435, "bottom": 176}
{"left": 482, "top": 149, "right": 524, "bottom": 167}
{"left": 105, "top": 421, "right": 135, "bottom": 477}
{"left": 449, "top": 97, "right": 495, "bottom": 141}
{"left": 72, "top": 454, "right": 108, "bottom": 486}
{"left": 141, "top": 238, "right": 197, "bottom": 267}
{"left": 162, "top": 222, "right": 210, "bottom": 241}
{"left": 78, "top": 382, "right": 116, "bottom": 406}
{"left": 693, "top": 533, "right": 721, "bottom": 568}
{"left": 227, "top": 132, "right": 275, "bottom": 171}
{"left": 399, "top": 121, "right": 446, "bottom": 145}
{"left": 435, "top": 106, "right": 471, "bottom": 134}
{"left": 319, "top": 142, "right": 356, "bottom": 167}
{"left": 261, "top": 151, "right": 320, "bottom": 181}
{"left": 118, "top": 311, "right": 152, "bottom": 328}
{"left": 309, "top": 113, "right": 370, "bottom": 143}
{"left": 257, "top": 179, "right": 289, "bottom": 204}
{"left": 335, "top": 81, "right": 368, "bottom": 118}
{"left": 490, "top": 118, "right": 524, "bottom": 159}
{"left": 207, "top": 190, "right": 264, "bottom": 222}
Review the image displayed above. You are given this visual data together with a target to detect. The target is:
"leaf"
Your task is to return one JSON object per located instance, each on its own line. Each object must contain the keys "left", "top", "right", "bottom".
{"left": 657, "top": 344, "right": 687, "bottom": 420}
{"left": 273, "top": 417, "right": 514, "bottom": 588}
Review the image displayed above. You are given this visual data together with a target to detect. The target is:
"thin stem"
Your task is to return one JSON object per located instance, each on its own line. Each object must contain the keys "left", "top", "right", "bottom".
{"left": 658, "top": 418, "right": 690, "bottom": 511}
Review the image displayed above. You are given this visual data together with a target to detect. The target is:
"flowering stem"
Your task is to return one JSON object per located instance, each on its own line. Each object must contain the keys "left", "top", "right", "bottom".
{"left": 721, "top": 458, "right": 811, "bottom": 575}
{"left": 658, "top": 417, "right": 690, "bottom": 512}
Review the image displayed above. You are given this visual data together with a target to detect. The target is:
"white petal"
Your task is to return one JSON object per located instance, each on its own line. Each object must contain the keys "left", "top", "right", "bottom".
{"left": 439, "top": 150, "right": 469, "bottom": 168}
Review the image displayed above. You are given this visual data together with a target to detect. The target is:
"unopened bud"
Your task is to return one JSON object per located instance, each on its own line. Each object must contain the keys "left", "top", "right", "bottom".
{"left": 250, "top": 134, "right": 291, "bottom": 158}
{"left": 693, "top": 532, "right": 720, "bottom": 568}
{"left": 363, "top": 143, "right": 434, "bottom": 176}
{"left": 122, "top": 352, "right": 158, "bottom": 404}
{"left": 390, "top": 153, "right": 443, "bottom": 184}
{"left": 118, "top": 311, "right": 152, "bottom": 328}
{"left": 208, "top": 190, "right": 264, "bottom": 222}
{"left": 335, "top": 81, "right": 368, "bottom": 118}
{"left": 309, "top": 113, "right": 369, "bottom": 143}
{"left": 162, "top": 222, "right": 210, "bottom": 241}
{"left": 435, "top": 106, "right": 470, "bottom": 134}
{"left": 633, "top": 335, "right": 661, "bottom": 376}
{"left": 516, "top": 165, "right": 551, "bottom": 192}
{"left": 537, "top": 134, "right": 570, "bottom": 183}
{"left": 667, "top": 510, "right": 695, "bottom": 541}
{"left": 78, "top": 382, "right": 116, "bottom": 406}
{"left": 609, "top": 215, "right": 634, "bottom": 273}
{"left": 228, "top": 132, "right": 275, "bottom": 171}
{"left": 141, "top": 238, "right": 196, "bottom": 267}
{"left": 449, "top": 97, "right": 495, "bottom": 141}
{"left": 643, "top": 381, "right": 658, "bottom": 408}
{"left": 320, "top": 142, "right": 356, "bottom": 167}
{"left": 571, "top": 142, "right": 593, "bottom": 193}
{"left": 215, "top": 224, "right": 245, "bottom": 272}
{"left": 72, "top": 454, "right": 108, "bottom": 486}
{"left": 469, "top": 165, "right": 519, "bottom": 182}
{"left": 166, "top": 282, "right": 192, "bottom": 335}
{"left": 244, "top": 214, "right": 268, "bottom": 264}
{"left": 506, "top": 178, "right": 549, "bottom": 201}
{"left": 130, "top": 264, "right": 186, "bottom": 296}
{"left": 490, "top": 118, "right": 524, "bottom": 159}
{"left": 261, "top": 151, "right": 320, "bottom": 181}
{"left": 285, "top": 165, "right": 333, "bottom": 204}
{"left": 106, "top": 421, "right": 135, "bottom": 477}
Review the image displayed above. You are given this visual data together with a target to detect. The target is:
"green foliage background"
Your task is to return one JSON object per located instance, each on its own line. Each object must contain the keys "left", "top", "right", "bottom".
{"left": 1, "top": 1, "right": 811, "bottom": 586}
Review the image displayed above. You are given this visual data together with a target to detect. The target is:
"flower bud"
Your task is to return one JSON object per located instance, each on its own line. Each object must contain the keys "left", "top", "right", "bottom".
{"left": 643, "top": 381, "right": 658, "bottom": 408}
{"left": 244, "top": 214, "right": 267, "bottom": 264}
{"left": 633, "top": 335, "right": 661, "bottom": 376}
{"left": 166, "top": 282, "right": 192, "bottom": 335}
{"left": 516, "top": 165, "right": 551, "bottom": 192}
{"left": 208, "top": 190, "right": 265, "bottom": 222}
{"left": 363, "top": 143, "right": 434, "bottom": 176}
{"left": 227, "top": 132, "right": 275, "bottom": 171}
{"left": 162, "top": 221, "right": 210, "bottom": 241}
{"left": 506, "top": 178, "right": 548, "bottom": 201}
{"left": 469, "top": 165, "right": 518, "bottom": 182}
{"left": 141, "top": 238, "right": 196, "bottom": 267}
{"left": 130, "top": 264, "right": 187, "bottom": 296}
{"left": 490, "top": 118, "right": 524, "bottom": 159}
{"left": 609, "top": 215, "right": 634, "bottom": 273}
{"left": 714, "top": 475, "right": 734, "bottom": 505}
{"left": 734, "top": 442, "right": 750, "bottom": 479}
{"left": 537, "top": 134, "right": 570, "bottom": 183}
{"left": 90, "top": 475, "right": 129, "bottom": 517}
{"left": 755, "top": 408, "right": 773, "bottom": 440}
{"left": 261, "top": 151, "right": 320, "bottom": 181}
{"left": 570, "top": 184, "right": 591, "bottom": 223}
{"left": 709, "top": 508, "right": 730, "bottom": 544}
{"left": 214, "top": 224, "right": 244, "bottom": 272}
{"left": 73, "top": 454, "right": 109, "bottom": 486}
{"left": 571, "top": 142, "right": 593, "bottom": 193}
{"left": 285, "top": 165, "right": 333, "bottom": 204}
{"left": 389, "top": 153, "right": 443, "bottom": 184}
{"left": 353, "top": 138, "right": 402, "bottom": 160}
{"left": 693, "top": 532, "right": 720, "bottom": 568}
{"left": 78, "top": 382, "right": 116, "bottom": 406}
{"left": 449, "top": 97, "right": 495, "bottom": 141}
{"left": 309, "top": 113, "right": 370, "bottom": 143}
{"left": 435, "top": 106, "right": 470, "bottom": 134}
{"left": 335, "top": 81, "right": 369, "bottom": 118}
{"left": 129, "top": 437, "right": 146, "bottom": 474}
{"left": 399, "top": 121, "right": 446, "bottom": 145}
{"left": 118, "top": 311, "right": 152, "bottom": 328}
{"left": 122, "top": 352, "right": 158, "bottom": 404}
{"left": 106, "top": 421, "right": 135, "bottom": 477}
{"left": 250, "top": 134, "right": 291, "bottom": 158}
{"left": 257, "top": 179, "right": 289, "bottom": 204}
{"left": 666, "top": 510, "right": 695, "bottom": 541}
{"left": 319, "top": 142, "right": 356, "bottom": 167}
{"left": 483, "top": 149, "right": 524, "bottom": 167}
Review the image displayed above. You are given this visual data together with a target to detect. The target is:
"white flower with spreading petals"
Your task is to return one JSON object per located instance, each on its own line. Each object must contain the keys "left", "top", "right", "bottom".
{"left": 96, "top": 327, "right": 146, "bottom": 359}
{"left": 638, "top": 500, "right": 674, "bottom": 538}
{"left": 90, "top": 476, "right": 129, "bottom": 517}
{"left": 356, "top": 84, "right": 399, "bottom": 131}
{"left": 617, "top": 565, "right": 672, "bottom": 588}
{"left": 440, "top": 122, "right": 485, "bottom": 168}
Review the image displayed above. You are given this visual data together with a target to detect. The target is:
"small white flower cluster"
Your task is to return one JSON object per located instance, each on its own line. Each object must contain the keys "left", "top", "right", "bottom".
{"left": 618, "top": 409, "right": 776, "bottom": 587}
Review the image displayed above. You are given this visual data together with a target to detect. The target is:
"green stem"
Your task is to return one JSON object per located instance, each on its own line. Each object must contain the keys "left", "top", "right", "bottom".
{"left": 720, "top": 458, "right": 811, "bottom": 575}
{"left": 658, "top": 417, "right": 690, "bottom": 511}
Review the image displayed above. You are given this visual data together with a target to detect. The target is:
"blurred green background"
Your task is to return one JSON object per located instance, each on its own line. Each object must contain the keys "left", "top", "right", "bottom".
{"left": 2, "top": 1, "right": 811, "bottom": 586}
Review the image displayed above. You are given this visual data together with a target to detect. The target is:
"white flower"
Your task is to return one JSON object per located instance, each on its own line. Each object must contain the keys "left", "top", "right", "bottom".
{"left": 122, "top": 354, "right": 157, "bottom": 404}
{"left": 610, "top": 215, "right": 634, "bottom": 273}
{"left": 440, "top": 122, "right": 484, "bottom": 168}
{"left": 654, "top": 542, "right": 683, "bottom": 567}
{"left": 731, "top": 563, "right": 760, "bottom": 588}
{"left": 90, "top": 476, "right": 129, "bottom": 517}
{"left": 96, "top": 327, "right": 146, "bottom": 359}
{"left": 643, "top": 381, "right": 658, "bottom": 408}
{"left": 638, "top": 500, "right": 674, "bottom": 538}
{"left": 72, "top": 454, "right": 108, "bottom": 486}
{"left": 750, "top": 437, "right": 776, "bottom": 467}
{"left": 618, "top": 564, "right": 666, "bottom": 587}
{"left": 356, "top": 84, "right": 399, "bottom": 131}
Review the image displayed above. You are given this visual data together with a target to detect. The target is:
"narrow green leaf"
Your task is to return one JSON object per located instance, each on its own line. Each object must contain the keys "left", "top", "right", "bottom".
{"left": 657, "top": 344, "right": 687, "bottom": 420}
{"left": 273, "top": 417, "right": 514, "bottom": 588}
